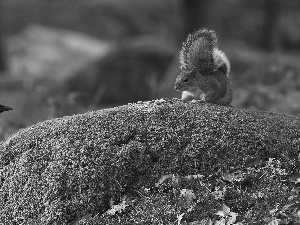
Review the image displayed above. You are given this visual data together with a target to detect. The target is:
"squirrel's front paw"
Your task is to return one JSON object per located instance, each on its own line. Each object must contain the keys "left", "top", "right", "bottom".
{"left": 193, "top": 99, "right": 206, "bottom": 103}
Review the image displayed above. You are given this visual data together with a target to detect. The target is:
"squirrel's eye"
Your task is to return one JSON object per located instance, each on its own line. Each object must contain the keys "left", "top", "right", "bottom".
{"left": 183, "top": 77, "right": 189, "bottom": 83}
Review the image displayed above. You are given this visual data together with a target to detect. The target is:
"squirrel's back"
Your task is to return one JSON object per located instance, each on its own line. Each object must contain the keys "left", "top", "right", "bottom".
{"left": 196, "top": 70, "right": 233, "bottom": 105}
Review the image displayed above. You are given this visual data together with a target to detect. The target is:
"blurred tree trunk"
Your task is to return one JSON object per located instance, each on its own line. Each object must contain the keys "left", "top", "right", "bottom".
{"left": 262, "top": 0, "right": 281, "bottom": 51}
{"left": 182, "top": 0, "right": 211, "bottom": 39}
{"left": 0, "top": 33, "right": 6, "bottom": 72}
{"left": 0, "top": 1, "right": 6, "bottom": 72}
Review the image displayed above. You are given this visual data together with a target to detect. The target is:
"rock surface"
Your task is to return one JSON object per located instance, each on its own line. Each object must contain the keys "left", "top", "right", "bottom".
{"left": 7, "top": 25, "right": 113, "bottom": 81}
{"left": 0, "top": 99, "right": 299, "bottom": 224}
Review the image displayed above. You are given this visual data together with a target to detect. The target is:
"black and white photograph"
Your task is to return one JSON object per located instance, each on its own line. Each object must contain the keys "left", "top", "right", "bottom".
{"left": 0, "top": 0, "right": 300, "bottom": 224}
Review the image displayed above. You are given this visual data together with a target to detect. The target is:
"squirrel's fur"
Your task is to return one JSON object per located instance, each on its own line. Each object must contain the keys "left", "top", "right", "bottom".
{"left": 175, "top": 28, "right": 233, "bottom": 106}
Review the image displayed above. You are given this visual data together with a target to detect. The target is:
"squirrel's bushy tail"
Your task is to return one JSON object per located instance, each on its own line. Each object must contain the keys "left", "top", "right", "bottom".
{"left": 179, "top": 28, "right": 230, "bottom": 77}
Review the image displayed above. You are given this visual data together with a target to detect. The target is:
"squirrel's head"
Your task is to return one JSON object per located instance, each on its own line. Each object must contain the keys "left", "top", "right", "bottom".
{"left": 174, "top": 68, "right": 200, "bottom": 92}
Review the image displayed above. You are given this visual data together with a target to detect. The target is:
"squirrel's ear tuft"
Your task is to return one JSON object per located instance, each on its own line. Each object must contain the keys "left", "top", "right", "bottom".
{"left": 179, "top": 50, "right": 186, "bottom": 69}
{"left": 180, "top": 28, "right": 218, "bottom": 72}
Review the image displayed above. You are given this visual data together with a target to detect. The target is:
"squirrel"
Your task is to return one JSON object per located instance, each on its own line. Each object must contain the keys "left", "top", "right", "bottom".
{"left": 174, "top": 28, "right": 233, "bottom": 106}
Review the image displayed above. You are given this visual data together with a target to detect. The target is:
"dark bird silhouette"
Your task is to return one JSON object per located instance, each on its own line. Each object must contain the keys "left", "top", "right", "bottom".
{"left": 0, "top": 104, "right": 12, "bottom": 113}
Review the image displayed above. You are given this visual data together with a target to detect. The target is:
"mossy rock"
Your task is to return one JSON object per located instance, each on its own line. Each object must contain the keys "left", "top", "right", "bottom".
{"left": 0, "top": 99, "right": 299, "bottom": 224}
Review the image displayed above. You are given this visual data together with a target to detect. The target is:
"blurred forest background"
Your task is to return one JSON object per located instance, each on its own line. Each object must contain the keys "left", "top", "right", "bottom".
{"left": 0, "top": 0, "right": 300, "bottom": 139}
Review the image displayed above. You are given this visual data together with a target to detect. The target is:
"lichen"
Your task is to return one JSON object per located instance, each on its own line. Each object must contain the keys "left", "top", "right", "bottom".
{"left": 0, "top": 99, "right": 299, "bottom": 224}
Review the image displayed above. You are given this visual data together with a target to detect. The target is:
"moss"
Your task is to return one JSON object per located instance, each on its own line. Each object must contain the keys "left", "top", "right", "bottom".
{"left": 0, "top": 99, "right": 300, "bottom": 224}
